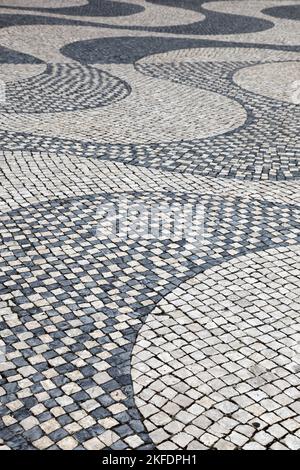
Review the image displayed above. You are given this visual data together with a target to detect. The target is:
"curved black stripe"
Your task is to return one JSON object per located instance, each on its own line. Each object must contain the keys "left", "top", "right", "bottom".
{"left": 61, "top": 36, "right": 300, "bottom": 65}
{"left": 0, "top": 0, "right": 144, "bottom": 17}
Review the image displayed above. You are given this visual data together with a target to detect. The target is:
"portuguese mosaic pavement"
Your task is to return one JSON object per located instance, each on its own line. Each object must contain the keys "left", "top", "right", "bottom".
{"left": 0, "top": 0, "right": 299, "bottom": 451}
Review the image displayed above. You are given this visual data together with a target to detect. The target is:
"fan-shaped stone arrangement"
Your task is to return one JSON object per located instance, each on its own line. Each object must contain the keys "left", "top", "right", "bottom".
{"left": 0, "top": 64, "right": 131, "bottom": 113}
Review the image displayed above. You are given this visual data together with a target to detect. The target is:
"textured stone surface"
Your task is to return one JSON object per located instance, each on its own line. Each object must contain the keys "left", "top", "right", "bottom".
{"left": 0, "top": 0, "right": 299, "bottom": 451}
{"left": 132, "top": 247, "right": 300, "bottom": 449}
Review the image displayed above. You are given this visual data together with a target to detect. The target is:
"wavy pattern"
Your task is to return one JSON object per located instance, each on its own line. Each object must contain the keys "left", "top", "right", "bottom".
{"left": 0, "top": 1, "right": 274, "bottom": 34}
{"left": 262, "top": 4, "right": 300, "bottom": 22}
{"left": 0, "top": 0, "right": 299, "bottom": 452}
{"left": 0, "top": 45, "right": 42, "bottom": 63}
{"left": 61, "top": 35, "right": 300, "bottom": 65}
{"left": 0, "top": 64, "right": 131, "bottom": 113}
{"left": 132, "top": 246, "right": 300, "bottom": 450}
{"left": 144, "top": 0, "right": 274, "bottom": 34}
{"left": 0, "top": 0, "right": 87, "bottom": 7}
{"left": 1, "top": 48, "right": 298, "bottom": 180}
{"left": 135, "top": 49, "right": 300, "bottom": 179}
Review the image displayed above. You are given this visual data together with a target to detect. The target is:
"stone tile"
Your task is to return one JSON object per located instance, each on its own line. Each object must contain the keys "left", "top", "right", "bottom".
{"left": 0, "top": 5, "right": 299, "bottom": 452}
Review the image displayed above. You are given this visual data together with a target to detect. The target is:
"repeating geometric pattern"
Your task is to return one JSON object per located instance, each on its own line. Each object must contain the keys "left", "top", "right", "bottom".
{"left": 0, "top": 0, "right": 299, "bottom": 451}
{"left": 0, "top": 64, "right": 131, "bottom": 113}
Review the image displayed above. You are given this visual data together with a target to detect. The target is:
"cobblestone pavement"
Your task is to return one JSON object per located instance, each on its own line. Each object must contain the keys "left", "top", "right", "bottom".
{"left": 0, "top": 0, "right": 299, "bottom": 451}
